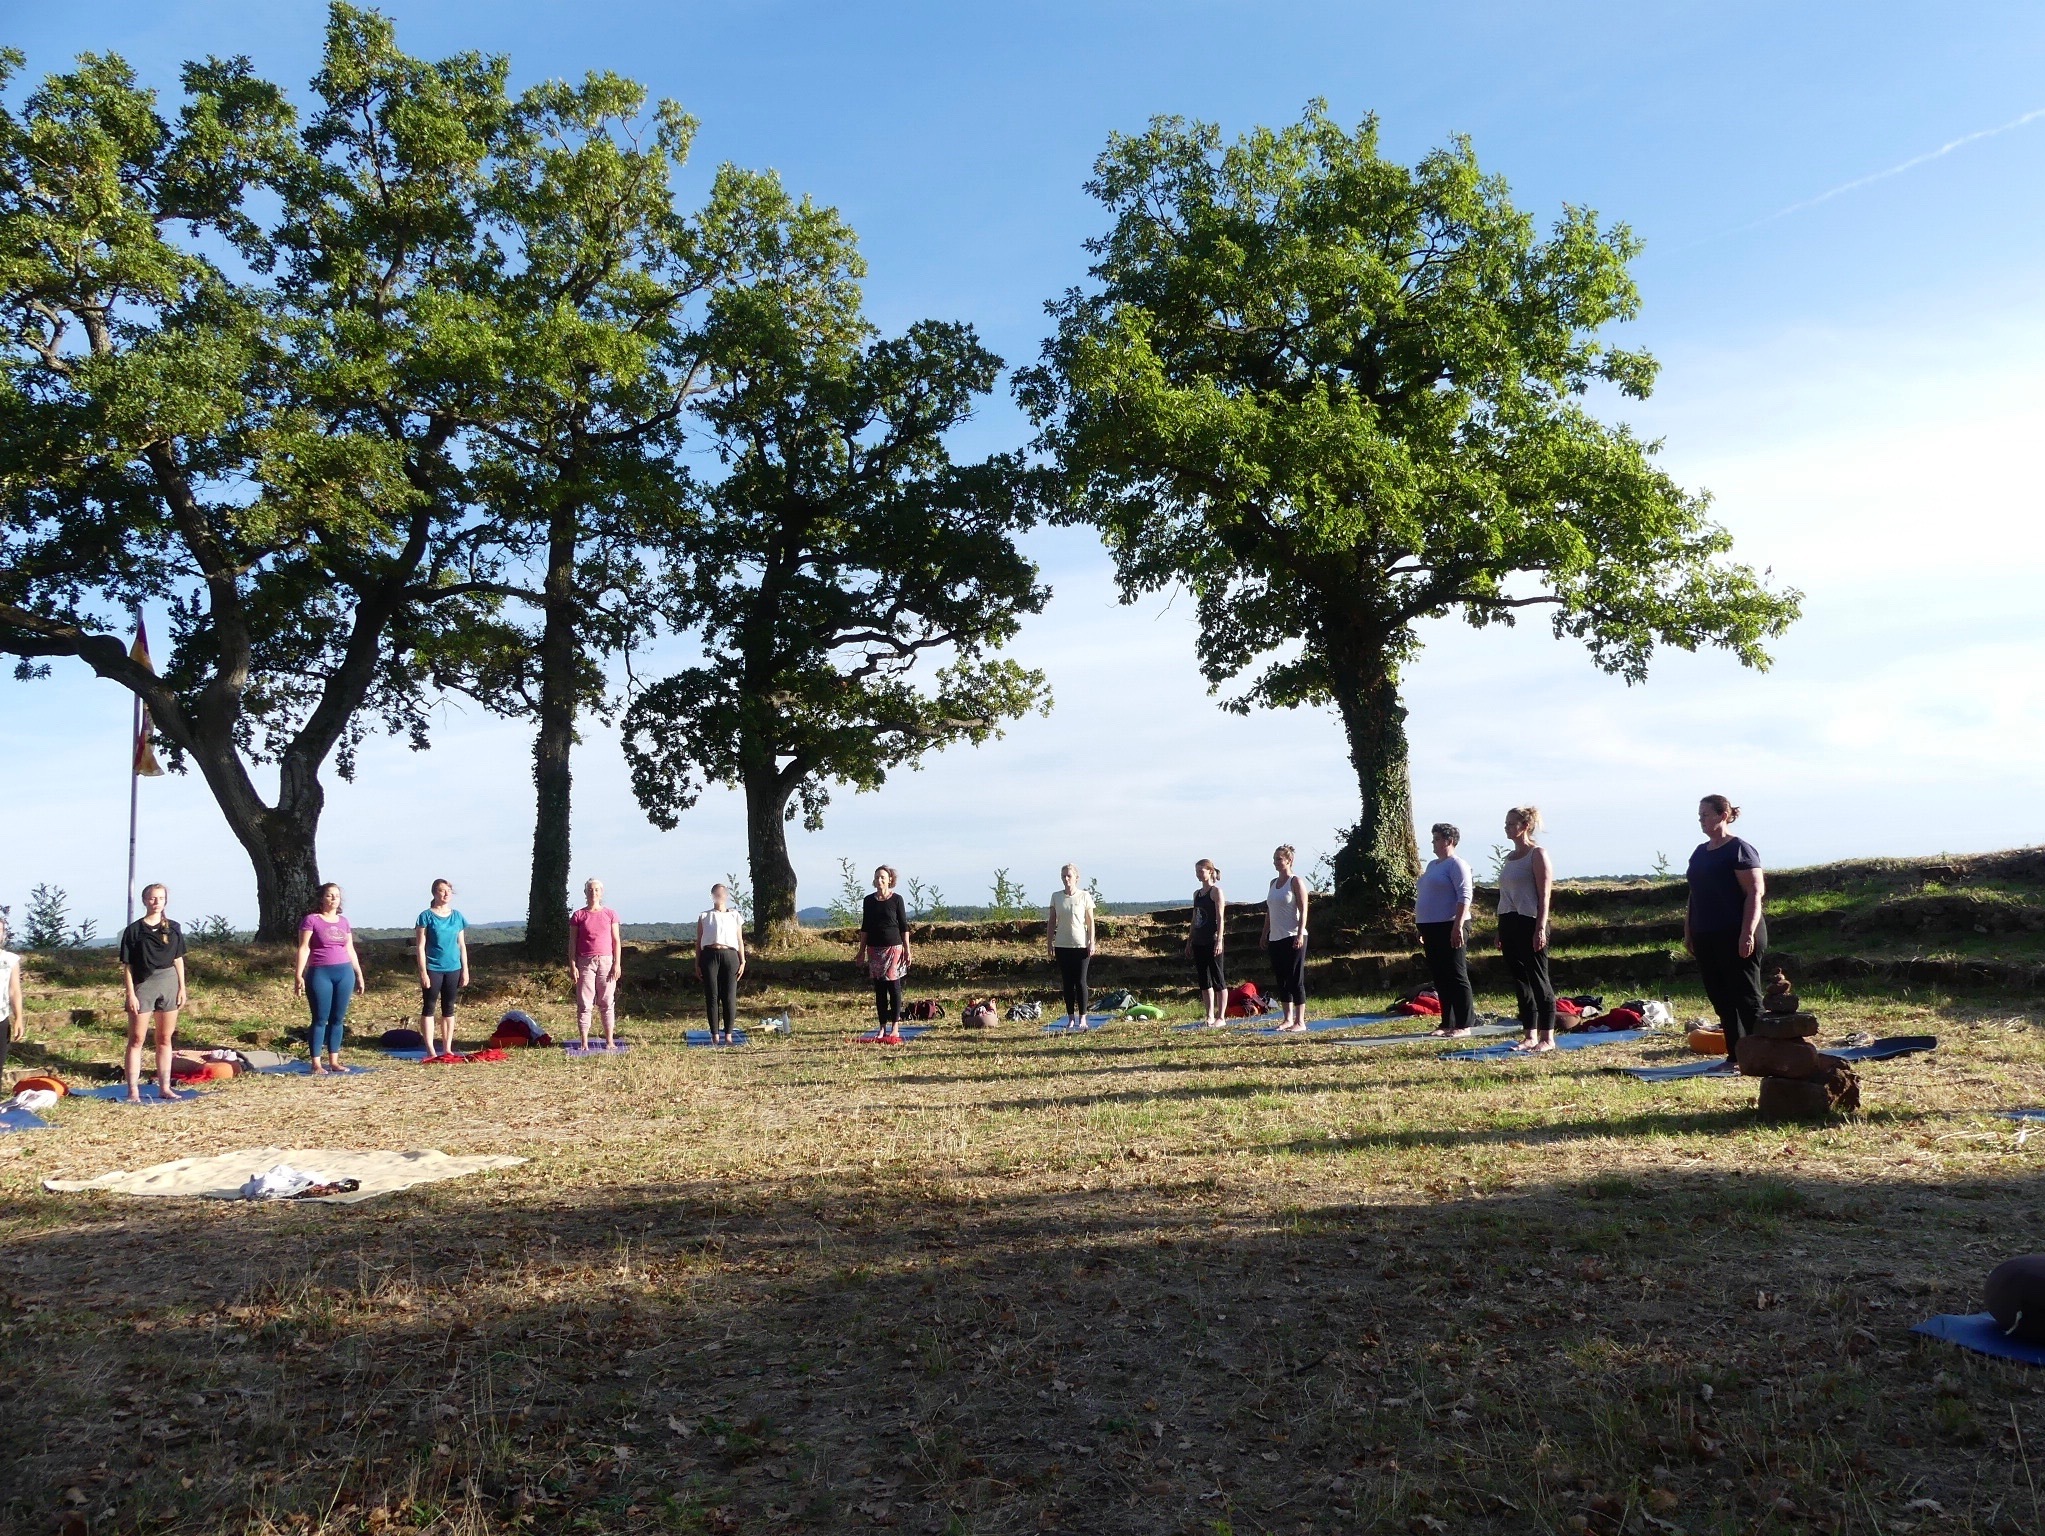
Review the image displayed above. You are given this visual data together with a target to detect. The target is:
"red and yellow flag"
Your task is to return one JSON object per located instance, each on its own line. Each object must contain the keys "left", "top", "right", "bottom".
{"left": 131, "top": 613, "right": 164, "bottom": 778}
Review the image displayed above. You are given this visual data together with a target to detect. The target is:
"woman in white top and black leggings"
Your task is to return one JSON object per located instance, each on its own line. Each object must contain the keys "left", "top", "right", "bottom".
{"left": 1496, "top": 806, "right": 1557, "bottom": 1052}
{"left": 696, "top": 884, "right": 747, "bottom": 1045}
{"left": 1260, "top": 845, "right": 1309, "bottom": 1031}
{"left": 1047, "top": 864, "right": 1098, "bottom": 1029}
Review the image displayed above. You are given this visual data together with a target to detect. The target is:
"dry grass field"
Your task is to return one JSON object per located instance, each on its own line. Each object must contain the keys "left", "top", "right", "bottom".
{"left": 3, "top": 884, "right": 2043, "bottom": 1536}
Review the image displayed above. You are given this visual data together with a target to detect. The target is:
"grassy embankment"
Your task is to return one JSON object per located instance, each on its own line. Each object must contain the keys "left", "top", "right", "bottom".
{"left": 1, "top": 848, "right": 2042, "bottom": 1535}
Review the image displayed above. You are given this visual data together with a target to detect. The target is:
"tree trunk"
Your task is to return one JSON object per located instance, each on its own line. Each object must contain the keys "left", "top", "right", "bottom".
{"left": 524, "top": 515, "right": 579, "bottom": 961}
{"left": 178, "top": 731, "right": 324, "bottom": 941}
{"left": 1324, "top": 640, "right": 1423, "bottom": 917}
{"left": 743, "top": 764, "right": 804, "bottom": 949}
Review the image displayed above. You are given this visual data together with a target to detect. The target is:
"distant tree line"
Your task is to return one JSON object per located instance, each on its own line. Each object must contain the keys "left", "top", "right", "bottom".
{"left": 0, "top": 10, "right": 1796, "bottom": 946}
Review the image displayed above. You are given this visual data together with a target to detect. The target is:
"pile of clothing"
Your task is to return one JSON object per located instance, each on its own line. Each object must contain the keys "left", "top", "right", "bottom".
{"left": 237, "top": 1163, "right": 363, "bottom": 1200}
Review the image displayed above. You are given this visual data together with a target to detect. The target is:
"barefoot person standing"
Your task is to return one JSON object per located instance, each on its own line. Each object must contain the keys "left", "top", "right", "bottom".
{"left": 1188, "top": 859, "right": 1227, "bottom": 1025}
{"left": 119, "top": 882, "right": 187, "bottom": 1100}
{"left": 414, "top": 879, "right": 470, "bottom": 1058}
{"left": 696, "top": 883, "right": 747, "bottom": 1045}
{"left": 1046, "top": 864, "right": 1098, "bottom": 1030}
{"left": 1497, "top": 807, "right": 1557, "bottom": 1052}
{"left": 1260, "top": 846, "right": 1309, "bottom": 1031}
{"left": 569, "top": 878, "right": 624, "bottom": 1051}
{"left": 293, "top": 883, "right": 366, "bottom": 1074}
{"left": 1417, "top": 825, "right": 1477, "bottom": 1037}
{"left": 1685, "top": 794, "right": 1767, "bottom": 1057}
{"left": 856, "top": 866, "right": 912, "bottom": 1043}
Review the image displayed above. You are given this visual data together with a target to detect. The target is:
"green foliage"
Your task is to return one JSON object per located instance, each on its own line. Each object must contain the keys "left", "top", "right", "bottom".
{"left": 719, "top": 874, "right": 753, "bottom": 924}
{"left": 987, "top": 868, "right": 1029, "bottom": 921}
{"left": 1021, "top": 103, "right": 1799, "bottom": 910}
{"left": 22, "top": 884, "right": 95, "bottom": 950}
{"left": 902, "top": 877, "right": 948, "bottom": 921}
{"left": 828, "top": 858, "right": 866, "bottom": 927}
{"left": 619, "top": 210, "right": 1053, "bottom": 929}
{"left": 1650, "top": 851, "right": 1674, "bottom": 880}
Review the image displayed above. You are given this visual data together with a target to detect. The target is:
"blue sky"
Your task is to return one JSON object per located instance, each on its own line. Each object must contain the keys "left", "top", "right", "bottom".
{"left": 6, "top": 1, "right": 2045, "bottom": 927}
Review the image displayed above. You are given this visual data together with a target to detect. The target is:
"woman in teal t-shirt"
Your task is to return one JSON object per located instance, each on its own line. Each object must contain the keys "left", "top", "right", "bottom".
{"left": 413, "top": 879, "right": 471, "bottom": 1058}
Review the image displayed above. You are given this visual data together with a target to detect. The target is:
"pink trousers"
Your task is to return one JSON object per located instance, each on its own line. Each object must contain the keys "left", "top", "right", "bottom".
{"left": 574, "top": 954, "right": 617, "bottom": 1033}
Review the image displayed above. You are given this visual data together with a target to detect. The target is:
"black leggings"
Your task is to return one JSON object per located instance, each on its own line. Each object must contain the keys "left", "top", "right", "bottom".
{"left": 1418, "top": 922, "right": 1476, "bottom": 1031}
{"left": 1192, "top": 944, "right": 1226, "bottom": 993}
{"left": 419, "top": 970, "right": 461, "bottom": 1020}
{"left": 1266, "top": 937, "right": 1306, "bottom": 1007}
{"left": 700, "top": 947, "right": 739, "bottom": 1033}
{"left": 1054, "top": 946, "right": 1091, "bottom": 1017}
{"left": 1497, "top": 913, "right": 1555, "bottom": 1036}
{"left": 872, "top": 978, "right": 903, "bottom": 1029}
{"left": 1694, "top": 920, "right": 1767, "bottom": 1052}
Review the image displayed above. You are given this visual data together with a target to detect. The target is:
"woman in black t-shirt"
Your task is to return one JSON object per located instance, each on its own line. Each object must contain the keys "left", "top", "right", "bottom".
{"left": 856, "top": 866, "right": 913, "bottom": 1043}
{"left": 118, "top": 882, "right": 189, "bottom": 1102}
{"left": 1683, "top": 794, "right": 1767, "bottom": 1055}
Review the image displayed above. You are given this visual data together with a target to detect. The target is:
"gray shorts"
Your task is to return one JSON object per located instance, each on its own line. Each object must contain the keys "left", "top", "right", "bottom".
{"left": 133, "top": 969, "right": 180, "bottom": 1013}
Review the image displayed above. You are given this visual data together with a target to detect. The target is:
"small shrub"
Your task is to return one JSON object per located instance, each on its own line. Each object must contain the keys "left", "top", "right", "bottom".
{"left": 988, "top": 868, "right": 1029, "bottom": 920}
{"left": 828, "top": 858, "right": 865, "bottom": 926}
{"left": 190, "top": 914, "right": 240, "bottom": 944}
{"left": 22, "top": 884, "right": 96, "bottom": 950}
{"left": 720, "top": 873, "right": 753, "bottom": 923}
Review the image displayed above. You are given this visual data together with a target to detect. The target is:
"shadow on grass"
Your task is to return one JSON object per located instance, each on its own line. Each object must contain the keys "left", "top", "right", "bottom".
{"left": 3, "top": 1162, "right": 2038, "bottom": 1536}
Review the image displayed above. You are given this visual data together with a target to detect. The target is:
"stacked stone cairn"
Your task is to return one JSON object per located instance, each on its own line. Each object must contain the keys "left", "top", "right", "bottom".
{"left": 1737, "top": 969, "right": 1861, "bottom": 1121}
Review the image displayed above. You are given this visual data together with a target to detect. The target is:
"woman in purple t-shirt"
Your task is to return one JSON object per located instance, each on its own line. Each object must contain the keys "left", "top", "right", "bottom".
{"left": 568, "top": 877, "right": 624, "bottom": 1050}
{"left": 293, "top": 883, "right": 367, "bottom": 1073}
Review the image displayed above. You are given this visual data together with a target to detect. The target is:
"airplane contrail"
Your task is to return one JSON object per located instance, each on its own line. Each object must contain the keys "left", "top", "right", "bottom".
{"left": 1732, "top": 104, "right": 2045, "bottom": 233}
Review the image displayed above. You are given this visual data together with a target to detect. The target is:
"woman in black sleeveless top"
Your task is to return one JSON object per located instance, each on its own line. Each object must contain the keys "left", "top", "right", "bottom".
{"left": 1188, "top": 859, "right": 1227, "bottom": 1025}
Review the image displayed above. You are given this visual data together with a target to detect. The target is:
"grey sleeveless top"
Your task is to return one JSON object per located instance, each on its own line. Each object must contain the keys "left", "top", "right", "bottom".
{"left": 1497, "top": 850, "right": 1543, "bottom": 918}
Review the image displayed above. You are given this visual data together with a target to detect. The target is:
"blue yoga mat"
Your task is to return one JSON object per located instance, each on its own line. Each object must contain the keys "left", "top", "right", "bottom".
{"left": 1617, "top": 1034, "right": 1938, "bottom": 1082}
{"left": 564, "top": 1042, "right": 633, "bottom": 1058}
{"left": 256, "top": 1062, "right": 377, "bottom": 1075}
{"left": 1331, "top": 1022, "right": 1520, "bottom": 1048}
{"left": 1, "top": 1105, "right": 53, "bottom": 1132}
{"left": 1999, "top": 1109, "right": 2045, "bottom": 1123}
{"left": 855, "top": 1026, "right": 930, "bottom": 1043}
{"left": 1243, "top": 1012, "right": 1404, "bottom": 1037}
{"left": 1912, "top": 1313, "right": 2045, "bottom": 1367}
{"left": 1173, "top": 1012, "right": 1280, "bottom": 1032}
{"left": 1446, "top": 1028, "right": 1650, "bottom": 1062}
{"left": 382, "top": 1048, "right": 430, "bottom": 1062}
{"left": 1042, "top": 1014, "right": 1118, "bottom": 1034}
{"left": 69, "top": 1082, "right": 207, "bottom": 1104}
{"left": 683, "top": 1031, "right": 748, "bottom": 1048}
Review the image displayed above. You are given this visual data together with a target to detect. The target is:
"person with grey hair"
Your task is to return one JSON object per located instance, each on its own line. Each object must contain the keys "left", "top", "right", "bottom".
{"left": 1416, "top": 824, "right": 1477, "bottom": 1037}
{"left": 696, "top": 883, "right": 747, "bottom": 1045}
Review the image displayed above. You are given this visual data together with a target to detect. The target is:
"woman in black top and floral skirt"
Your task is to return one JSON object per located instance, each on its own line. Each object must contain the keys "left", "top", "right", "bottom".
{"left": 118, "top": 882, "right": 188, "bottom": 1101}
{"left": 856, "top": 866, "right": 913, "bottom": 1044}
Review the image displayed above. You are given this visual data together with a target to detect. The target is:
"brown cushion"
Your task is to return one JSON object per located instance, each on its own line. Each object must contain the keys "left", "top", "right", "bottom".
{"left": 1985, "top": 1254, "right": 2045, "bottom": 1344}
{"left": 1736, "top": 1035, "right": 1821, "bottom": 1079}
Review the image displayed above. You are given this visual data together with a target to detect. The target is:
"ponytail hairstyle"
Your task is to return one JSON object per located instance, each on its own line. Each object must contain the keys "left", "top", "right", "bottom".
{"left": 1506, "top": 806, "right": 1542, "bottom": 837}
{"left": 1700, "top": 793, "right": 1740, "bottom": 824}
{"left": 1273, "top": 844, "right": 1296, "bottom": 867}
{"left": 1195, "top": 858, "right": 1220, "bottom": 882}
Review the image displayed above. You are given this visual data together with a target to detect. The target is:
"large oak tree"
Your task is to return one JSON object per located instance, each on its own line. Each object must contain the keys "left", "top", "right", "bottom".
{"left": 622, "top": 220, "right": 1051, "bottom": 943}
{"left": 1020, "top": 106, "right": 1800, "bottom": 910}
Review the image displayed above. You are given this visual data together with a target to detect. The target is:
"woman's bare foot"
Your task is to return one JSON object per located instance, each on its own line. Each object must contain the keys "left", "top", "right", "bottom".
{"left": 327, "top": 1058, "right": 345, "bottom": 1073}
{"left": 124, "top": 1090, "right": 144, "bottom": 1104}
{"left": 1276, "top": 1020, "right": 1308, "bottom": 1032}
{"left": 159, "top": 1084, "right": 185, "bottom": 1100}
{"left": 1532, "top": 1037, "right": 1557, "bottom": 1053}
{"left": 310, "top": 1063, "right": 329, "bottom": 1075}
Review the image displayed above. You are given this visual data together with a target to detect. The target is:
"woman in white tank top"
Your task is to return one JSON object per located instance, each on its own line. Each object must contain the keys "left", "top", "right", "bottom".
{"left": 1496, "top": 806, "right": 1557, "bottom": 1051}
{"left": 1259, "top": 845, "right": 1309, "bottom": 1029}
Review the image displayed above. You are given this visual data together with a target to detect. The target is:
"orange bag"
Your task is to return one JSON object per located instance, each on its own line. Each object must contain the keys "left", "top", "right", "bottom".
{"left": 1687, "top": 1026, "right": 1727, "bottom": 1055}
{"left": 12, "top": 1073, "right": 67, "bottom": 1096}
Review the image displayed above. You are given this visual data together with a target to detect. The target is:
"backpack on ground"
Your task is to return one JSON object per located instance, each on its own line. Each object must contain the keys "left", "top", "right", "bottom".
{"left": 961, "top": 999, "right": 997, "bottom": 1030}
{"left": 905, "top": 999, "right": 944, "bottom": 1021}
{"left": 1224, "top": 982, "right": 1265, "bottom": 1018}
{"left": 1092, "top": 988, "right": 1134, "bottom": 1013}
{"left": 1006, "top": 999, "right": 1043, "bottom": 1022}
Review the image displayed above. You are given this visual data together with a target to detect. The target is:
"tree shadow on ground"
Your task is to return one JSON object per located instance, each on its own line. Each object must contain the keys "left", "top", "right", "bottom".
{"left": 2, "top": 1160, "right": 2039, "bottom": 1536}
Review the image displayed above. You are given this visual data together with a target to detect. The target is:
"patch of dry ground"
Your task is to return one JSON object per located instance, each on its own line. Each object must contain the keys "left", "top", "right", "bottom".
{"left": 1, "top": 931, "right": 2042, "bottom": 1536}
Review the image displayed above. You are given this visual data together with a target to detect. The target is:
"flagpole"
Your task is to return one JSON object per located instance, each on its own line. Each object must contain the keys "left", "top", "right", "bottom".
{"left": 127, "top": 679, "right": 141, "bottom": 928}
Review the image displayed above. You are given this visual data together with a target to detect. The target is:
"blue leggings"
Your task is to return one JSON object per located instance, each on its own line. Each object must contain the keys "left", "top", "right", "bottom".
{"left": 306, "top": 964, "right": 356, "bottom": 1058}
